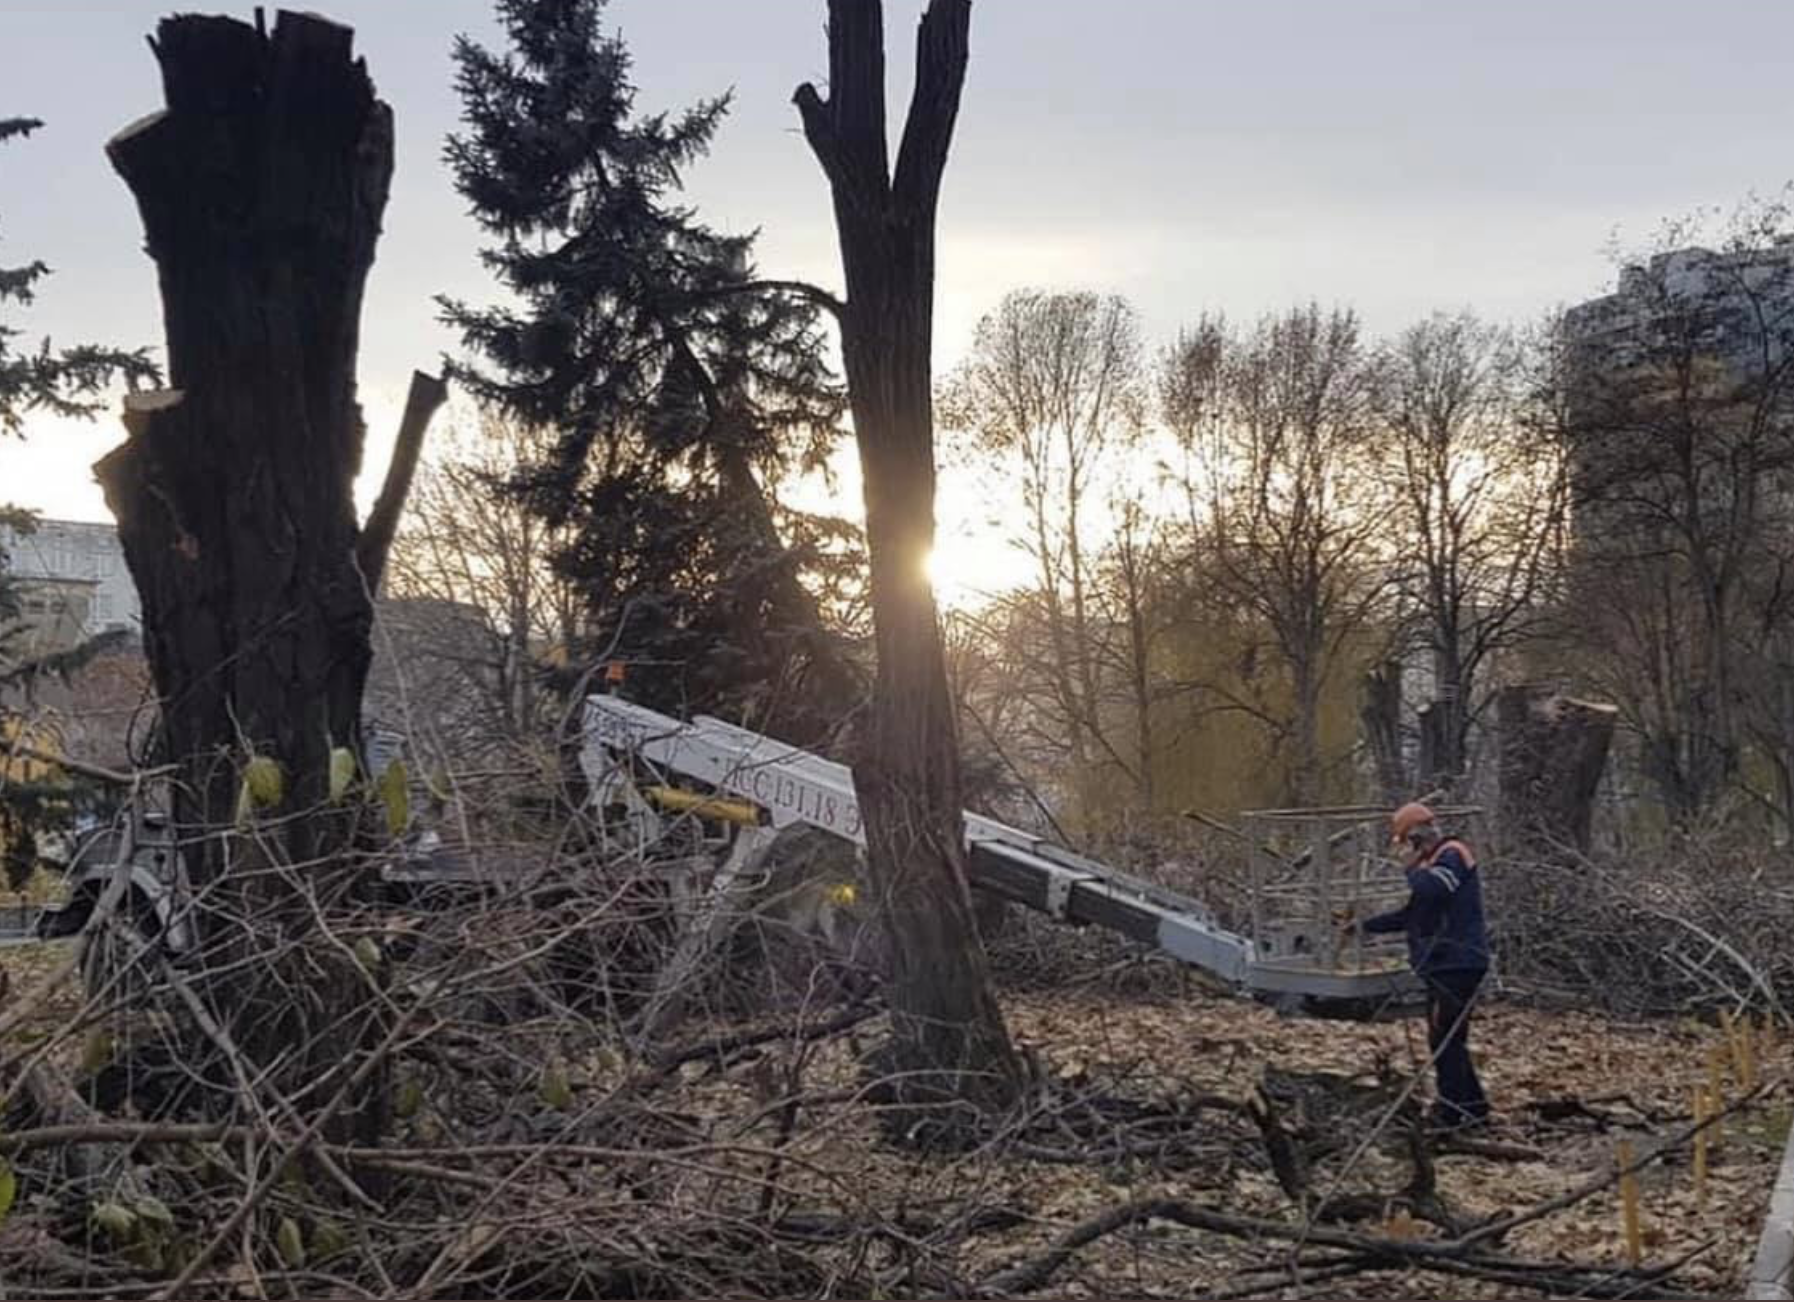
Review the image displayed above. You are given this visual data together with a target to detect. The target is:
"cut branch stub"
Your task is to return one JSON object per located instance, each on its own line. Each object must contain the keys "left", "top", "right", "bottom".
{"left": 358, "top": 370, "right": 449, "bottom": 594}
{"left": 1497, "top": 684, "right": 1618, "bottom": 855}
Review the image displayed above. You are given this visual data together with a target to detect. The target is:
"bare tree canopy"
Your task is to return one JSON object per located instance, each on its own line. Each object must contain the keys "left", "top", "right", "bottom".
{"left": 1162, "top": 305, "right": 1387, "bottom": 805}
{"left": 1379, "top": 311, "right": 1567, "bottom": 792}
{"left": 940, "top": 289, "right": 1148, "bottom": 819}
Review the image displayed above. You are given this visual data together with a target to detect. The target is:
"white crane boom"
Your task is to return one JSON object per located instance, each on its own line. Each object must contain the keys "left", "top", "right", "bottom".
{"left": 581, "top": 695, "right": 1420, "bottom": 1012}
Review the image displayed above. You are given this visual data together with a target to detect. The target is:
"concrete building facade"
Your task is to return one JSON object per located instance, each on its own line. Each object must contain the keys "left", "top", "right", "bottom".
{"left": 1, "top": 517, "right": 140, "bottom": 654}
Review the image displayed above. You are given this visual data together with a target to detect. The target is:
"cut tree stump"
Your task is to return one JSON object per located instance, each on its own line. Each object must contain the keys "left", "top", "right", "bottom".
{"left": 1497, "top": 683, "right": 1618, "bottom": 855}
{"left": 92, "top": 10, "right": 432, "bottom": 1145}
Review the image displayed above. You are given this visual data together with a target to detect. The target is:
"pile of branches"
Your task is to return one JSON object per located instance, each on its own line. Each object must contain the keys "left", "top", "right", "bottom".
{"left": 0, "top": 780, "right": 1750, "bottom": 1300}
{"left": 1488, "top": 838, "right": 1794, "bottom": 1020}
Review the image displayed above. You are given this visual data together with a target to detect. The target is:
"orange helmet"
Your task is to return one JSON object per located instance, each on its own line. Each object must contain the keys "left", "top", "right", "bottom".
{"left": 1390, "top": 801, "right": 1436, "bottom": 846}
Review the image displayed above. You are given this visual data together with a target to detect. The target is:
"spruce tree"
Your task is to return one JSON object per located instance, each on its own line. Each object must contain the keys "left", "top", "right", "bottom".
{"left": 1, "top": 118, "right": 154, "bottom": 432}
{"left": 441, "top": 0, "right": 859, "bottom": 742}
{"left": 1, "top": 117, "right": 154, "bottom": 887}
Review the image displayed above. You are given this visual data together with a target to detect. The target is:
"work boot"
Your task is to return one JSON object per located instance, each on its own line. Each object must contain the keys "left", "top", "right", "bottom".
{"left": 1427, "top": 1104, "right": 1489, "bottom": 1135}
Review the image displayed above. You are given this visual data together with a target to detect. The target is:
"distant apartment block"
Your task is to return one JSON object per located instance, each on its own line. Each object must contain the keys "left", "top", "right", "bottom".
{"left": 1563, "top": 239, "right": 1794, "bottom": 367}
{"left": 0, "top": 517, "right": 141, "bottom": 654}
{"left": 1562, "top": 241, "right": 1794, "bottom": 550}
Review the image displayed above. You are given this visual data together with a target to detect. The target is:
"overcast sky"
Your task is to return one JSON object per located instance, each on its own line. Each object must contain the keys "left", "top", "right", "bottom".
{"left": 4, "top": 0, "right": 1793, "bottom": 528}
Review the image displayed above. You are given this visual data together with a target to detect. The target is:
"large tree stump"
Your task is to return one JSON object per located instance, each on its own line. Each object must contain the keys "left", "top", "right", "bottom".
{"left": 93, "top": 10, "right": 403, "bottom": 1139}
{"left": 1497, "top": 684, "right": 1618, "bottom": 854}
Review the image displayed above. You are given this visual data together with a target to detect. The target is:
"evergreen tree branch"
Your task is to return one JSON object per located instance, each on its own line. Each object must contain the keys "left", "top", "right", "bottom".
{"left": 690, "top": 278, "right": 846, "bottom": 322}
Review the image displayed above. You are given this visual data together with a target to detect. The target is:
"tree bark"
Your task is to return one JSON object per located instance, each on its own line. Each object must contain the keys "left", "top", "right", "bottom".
{"left": 795, "top": 0, "right": 1020, "bottom": 1125}
{"left": 1496, "top": 684, "right": 1618, "bottom": 855}
{"left": 1125, "top": 572, "right": 1155, "bottom": 813}
{"left": 1291, "top": 651, "right": 1323, "bottom": 805}
{"left": 1360, "top": 660, "right": 1406, "bottom": 804}
{"left": 1423, "top": 639, "right": 1471, "bottom": 791}
{"left": 93, "top": 11, "right": 403, "bottom": 1141}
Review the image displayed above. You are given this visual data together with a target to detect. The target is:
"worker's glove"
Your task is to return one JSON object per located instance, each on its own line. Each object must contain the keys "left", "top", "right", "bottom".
{"left": 1331, "top": 906, "right": 1358, "bottom": 937}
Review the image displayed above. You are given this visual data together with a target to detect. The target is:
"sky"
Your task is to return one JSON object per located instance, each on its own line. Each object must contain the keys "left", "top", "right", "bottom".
{"left": 4, "top": 0, "right": 1793, "bottom": 594}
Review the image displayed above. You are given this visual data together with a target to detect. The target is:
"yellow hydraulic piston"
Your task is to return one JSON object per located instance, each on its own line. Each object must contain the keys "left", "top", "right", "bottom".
{"left": 642, "top": 784, "right": 766, "bottom": 827}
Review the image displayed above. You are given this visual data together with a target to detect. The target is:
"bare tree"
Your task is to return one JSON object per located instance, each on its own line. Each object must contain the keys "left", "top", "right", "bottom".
{"left": 794, "top": 0, "right": 1020, "bottom": 1118}
{"left": 1162, "top": 306, "right": 1387, "bottom": 805}
{"left": 1092, "top": 493, "right": 1170, "bottom": 812}
{"left": 1378, "top": 311, "right": 1568, "bottom": 792}
{"left": 939, "top": 289, "right": 1147, "bottom": 818}
{"left": 381, "top": 406, "right": 584, "bottom": 769}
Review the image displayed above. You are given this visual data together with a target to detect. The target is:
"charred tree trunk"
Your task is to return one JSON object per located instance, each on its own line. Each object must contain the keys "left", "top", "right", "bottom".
{"left": 94, "top": 12, "right": 419, "bottom": 1140}
{"left": 1496, "top": 683, "right": 1618, "bottom": 855}
{"left": 795, "top": 0, "right": 1020, "bottom": 1125}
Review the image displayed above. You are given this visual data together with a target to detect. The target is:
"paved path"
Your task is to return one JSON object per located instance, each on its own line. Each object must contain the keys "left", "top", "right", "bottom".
{"left": 1750, "top": 1106, "right": 1794, "bottom": 1298}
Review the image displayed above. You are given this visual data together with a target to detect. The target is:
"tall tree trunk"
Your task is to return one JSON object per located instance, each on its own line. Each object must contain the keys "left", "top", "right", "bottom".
{"left": 796, "top": 0, "right": 1019, "bottom": 1127}
{"left": 1428, "top": 638, "right": 1469, "bottom": 789}
{"left": 1030, "top": 489, "right": 1091, "bottom": 794}
{"left": 1065, "top": 482, "right": 1102, "bottom": 789}
{"left": 95, "top": 12, "right": 408, "bottom": 1140}
{"left": 1290, "top": 652, "right": 1322, "bottom": 806}
{"left": 1126, "top": 578, "right": 1155, "bottom": 813}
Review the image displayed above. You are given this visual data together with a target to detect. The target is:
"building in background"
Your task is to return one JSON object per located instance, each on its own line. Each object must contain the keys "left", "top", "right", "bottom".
{"left": 0, "top": 518, "right": 140, "bottom": 656}
{"left": 1561, "top": 240, "right": 1794, "bottom": 832}
{"left": 1562, "top": 239, "right": 1794, "bottom": 538}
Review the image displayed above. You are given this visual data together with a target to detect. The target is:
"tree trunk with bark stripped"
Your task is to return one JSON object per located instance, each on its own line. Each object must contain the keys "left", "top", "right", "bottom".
{"left": 795, "top": 0, "right": 1020, "bottom": 1127}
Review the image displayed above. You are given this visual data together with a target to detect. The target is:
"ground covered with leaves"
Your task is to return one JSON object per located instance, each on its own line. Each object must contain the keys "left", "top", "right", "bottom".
{"left": 984, "top": 975, "right": 1785, "bottom": 1297}
{"left": 0, "top": 917, "right": 1786, "bottom": 1299}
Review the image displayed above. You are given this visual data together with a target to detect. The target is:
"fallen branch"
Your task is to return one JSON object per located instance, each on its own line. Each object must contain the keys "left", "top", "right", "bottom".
{"left": 12, "top": 745, "right": 177, "bottom": 787}
{"left": 1454, "top": 1082, "right": 1768, "bottom": 1252}
{"left": 0, "top": 1120, "right": 244, "bottom": 1153}
{"left": 649, "top": 1002, "right": 883, "bottom": 1072}
{"left": 1435, "top": 1132, "right": 1549, "bottom": 1162}
{"left": 979, "top": 1197, "right": 1691, "bottom": 1298}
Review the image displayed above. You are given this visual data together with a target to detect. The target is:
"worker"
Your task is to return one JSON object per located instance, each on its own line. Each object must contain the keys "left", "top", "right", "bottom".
{"left": 1351, "top": 802, "right": 1491, "bottom": 1131}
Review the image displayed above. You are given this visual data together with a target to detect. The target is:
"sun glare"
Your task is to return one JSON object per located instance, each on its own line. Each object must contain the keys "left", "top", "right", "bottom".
{"left": 922, "top": 542, "right": 1030, "bottom": 612}
{"left": 923, "top": 546, "right": 977, "bottom": 610}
